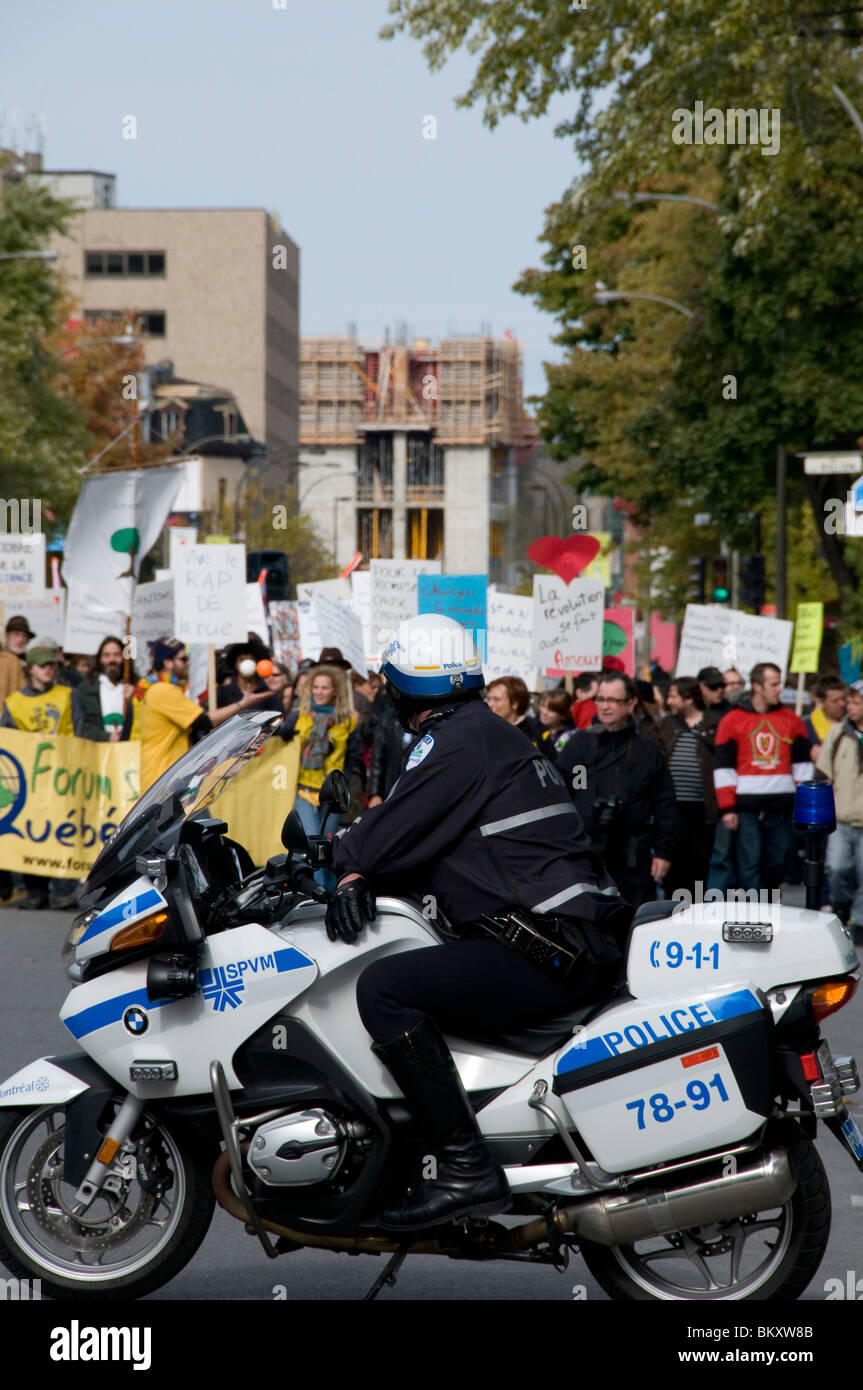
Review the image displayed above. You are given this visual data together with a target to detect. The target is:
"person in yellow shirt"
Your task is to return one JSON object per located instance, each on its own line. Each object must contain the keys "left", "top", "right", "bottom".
{"left": 138, "top": 639, "right": 272, "bottom": 793}
{"left": 0, "top": 639, "right": 74, "bottom": 736}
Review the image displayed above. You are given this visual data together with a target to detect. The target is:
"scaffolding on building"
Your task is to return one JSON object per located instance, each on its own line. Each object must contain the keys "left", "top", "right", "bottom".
{"left": 300, "top": 333, "right": 530, "bottom": 447}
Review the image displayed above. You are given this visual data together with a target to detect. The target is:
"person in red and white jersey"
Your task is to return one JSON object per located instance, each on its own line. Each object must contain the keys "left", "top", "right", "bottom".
{"left": 713, "top": 661, "right": 811, "bottom": 892}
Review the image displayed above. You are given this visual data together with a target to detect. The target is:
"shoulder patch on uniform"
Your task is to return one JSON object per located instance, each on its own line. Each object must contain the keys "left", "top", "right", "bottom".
{"left": 405, "top": 733, "right": 435, "bottom": 769}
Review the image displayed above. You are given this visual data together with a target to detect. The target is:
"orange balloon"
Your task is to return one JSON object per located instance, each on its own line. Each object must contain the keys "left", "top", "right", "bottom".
{"left": 256, "top": 659, "right": 274, "bottom": 677}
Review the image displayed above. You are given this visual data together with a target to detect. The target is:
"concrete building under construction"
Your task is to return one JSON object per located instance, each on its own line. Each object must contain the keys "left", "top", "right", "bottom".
{"left": 298, "top": 331, "right": 533, "bottom": 582}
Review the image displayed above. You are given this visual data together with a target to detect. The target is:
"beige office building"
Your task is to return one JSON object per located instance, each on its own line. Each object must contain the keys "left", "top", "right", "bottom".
{"left": 41, "top": 171, "right": 299, "bottom": 478}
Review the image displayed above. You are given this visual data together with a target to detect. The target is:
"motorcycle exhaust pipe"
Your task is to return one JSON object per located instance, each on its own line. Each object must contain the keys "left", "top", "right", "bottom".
{"left": 511, "top": 1148, "right": 796, "bottom": 1250}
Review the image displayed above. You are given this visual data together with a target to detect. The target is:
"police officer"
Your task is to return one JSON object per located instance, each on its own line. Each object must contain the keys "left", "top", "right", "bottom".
{"left": 327, "top": 615, "right": 631, "bottom": 1232}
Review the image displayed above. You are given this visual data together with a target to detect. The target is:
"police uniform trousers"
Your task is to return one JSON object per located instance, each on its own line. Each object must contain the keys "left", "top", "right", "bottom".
{"left": 356, "top": 938, "right": 617, "bottom": 1045}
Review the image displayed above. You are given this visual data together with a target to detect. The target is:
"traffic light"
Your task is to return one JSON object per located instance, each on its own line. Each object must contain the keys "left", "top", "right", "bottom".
{"left": 740, "top": 553, "right": 766, "bottom": 612}
{"left": 687, "top": 556, "right": 707, "bottom": 604}
{"left": 711, "top": 555, "right": 730, "bottom": 603}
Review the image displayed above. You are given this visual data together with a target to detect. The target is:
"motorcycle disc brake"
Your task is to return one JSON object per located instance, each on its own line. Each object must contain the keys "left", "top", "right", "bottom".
{"left": 27, "top": 1130, "right": 157, "bottom": 1254}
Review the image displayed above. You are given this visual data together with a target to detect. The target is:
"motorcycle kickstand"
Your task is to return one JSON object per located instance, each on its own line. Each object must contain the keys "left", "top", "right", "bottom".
{"left": 362, "top": 1245, "right": 410, "bottom": 1302}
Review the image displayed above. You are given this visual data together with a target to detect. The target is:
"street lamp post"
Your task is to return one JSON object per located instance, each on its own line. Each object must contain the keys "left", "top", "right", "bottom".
{"left": 0, "top": 249, "right": 58, "bottom": 262}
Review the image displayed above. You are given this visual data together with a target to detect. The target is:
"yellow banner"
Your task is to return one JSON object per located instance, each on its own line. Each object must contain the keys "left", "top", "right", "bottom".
{"left": 583, "top": 532, "right": 613, "bottom": 589}
{"left": 0, "top": 730, "right": 302, "bottom": 879}
{"left": 0, "top": 731, "right": 140, "bottom": 878}
{"left": 789, "top": 602, "right": 824, "bottom": 675}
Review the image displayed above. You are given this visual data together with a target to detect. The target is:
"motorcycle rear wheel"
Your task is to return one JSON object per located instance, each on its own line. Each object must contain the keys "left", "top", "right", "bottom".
{"left": 0, "top": 1104, "right": 215, "bottom": 1300}
{"left": 578, "top": 1129, "right": 830, "bottom": 1301}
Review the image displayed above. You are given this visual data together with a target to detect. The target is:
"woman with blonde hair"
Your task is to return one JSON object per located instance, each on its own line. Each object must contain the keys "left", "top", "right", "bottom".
{"left": 286, "top": 664, "right": 356, "bottom": 881}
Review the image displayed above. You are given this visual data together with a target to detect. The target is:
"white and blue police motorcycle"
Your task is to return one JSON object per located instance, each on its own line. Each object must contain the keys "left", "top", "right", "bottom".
{"left": 0, "top": 710, "right": 861, "bottom": 1301}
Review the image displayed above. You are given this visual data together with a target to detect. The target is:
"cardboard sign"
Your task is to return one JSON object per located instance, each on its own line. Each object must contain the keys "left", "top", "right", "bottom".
{"left": 131, "top": 579, "right": 175, "bottom": 655}
{"left": 63, "top": 599, "right": 126, "bottom": 656}
{"left": 650, "top": 611, "right": 678, "bottom": 672}
{"left": 485, "top": 591, "right": 534, "bottom": 686}
{"left": 168, "top": 526, "right": 197, "bottom": 574}
{"left": 676, "top": 605, "right": 793, "bottom": 682}
{"left": 245, "top": 582, "right": 269, "bottom": 642}
{"left": 370, "top": 559, "right": 441, "bottom": 650}
{"left": 0, "top": 534, "right": 46, "bottom": 601}
{"left": 417, "top": 574, "right": 488, "bottom": 658}
{"left": 531, "top": 576, "right": 604, "bottom": 671}
{"left": 789, "top": 602, "right": 824, "bottom": 675}
{"left": 174, "top": 544, "right": 246, "bottom": 645}
{"left": 297, "top": 600, "right": 322, "bottom": 661}
{"left": 312, "top": 591, "right": 367, "bottom": 677}
{"left": 603, "top": 607, "right": 635, "bottom": 676}
{"left": 350, "top": 570, "right": 375, "bottom": 661}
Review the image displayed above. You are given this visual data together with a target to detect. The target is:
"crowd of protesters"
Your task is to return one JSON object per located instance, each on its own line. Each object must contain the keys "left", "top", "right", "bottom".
{"left": 1, "top": 607, "right": 862, "bottom": 938}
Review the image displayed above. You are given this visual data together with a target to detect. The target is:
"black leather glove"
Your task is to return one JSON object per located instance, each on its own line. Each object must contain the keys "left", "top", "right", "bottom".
{"left": 325, "top": 876, "right": 376, "bottom": 944}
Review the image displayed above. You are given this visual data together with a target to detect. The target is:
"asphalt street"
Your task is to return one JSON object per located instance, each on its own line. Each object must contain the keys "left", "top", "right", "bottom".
{"left": 0, "top": 901, "right": 861, "bottom": 1303}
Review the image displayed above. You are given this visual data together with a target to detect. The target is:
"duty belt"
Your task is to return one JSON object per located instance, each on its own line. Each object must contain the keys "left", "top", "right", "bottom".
{"left": 476, "top": 909, "right": 583, "bottom": 981}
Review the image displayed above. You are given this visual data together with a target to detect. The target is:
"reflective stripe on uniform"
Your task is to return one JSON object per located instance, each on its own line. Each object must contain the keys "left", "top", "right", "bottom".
{"left": 479, "top": 802, "right": 578, "bottom": 838}
{"left": 532, "top": 881, "right": 620, "bottom": 914}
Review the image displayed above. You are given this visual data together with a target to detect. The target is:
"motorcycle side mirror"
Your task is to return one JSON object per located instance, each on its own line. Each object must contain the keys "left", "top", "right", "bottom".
{"left": 318, "top": 769, "right": 351, "bottom": 815}
{"left": 281, "top": 810, "right": 310, "bottom": 852}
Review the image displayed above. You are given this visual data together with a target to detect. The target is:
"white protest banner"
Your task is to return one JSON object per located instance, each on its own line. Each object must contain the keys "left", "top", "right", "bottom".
{"left": 370, "top": 559, "right": 441, "bottom": 650}
{"left": 268, "top": 601, "right": 302, "bottom": 671}
{"left": 486, "top": 592, "right": 534, "bottom": 686}
{"left": 675, "top": 605, "right": 793, "bottom": 682}
{"left": 64, "top": 600, "right": 126, "bottom": 656}
{"left": 6, "top": 592, "right": 66, "bottom": 646}
{"left": 174, "top": 544, "right": 246, "bottom": 645}
{"left": 350, "top": 572, "right": 372, "bottom": 664}
{"left": 313, "top": 591, "right": 368, "bottom": 677}
{"left": 531, "top": 576, "right": 604, "bottom": 671}
{"left": 0, "top": 534, "right": 46, "bottom": 601}
{"left": 169, "top": 526, "right": 197, "bottom": 574}
{"left": 245, "top": 582, "right": 269, "bottom": 641}
{"left": 131, "top": 578, "right": 175, "bottom": 658}
{"left": 297, "top": 600, "right": 322, "bottom": 660}
{"left": 297, "top": 578, "right": 352, "bottom": 603}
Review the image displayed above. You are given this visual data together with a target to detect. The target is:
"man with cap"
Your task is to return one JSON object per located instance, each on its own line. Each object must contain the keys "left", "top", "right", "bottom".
{"left": 696, "top": 667, "right": 734, "bottom": 731}
{"left": 137, "top": 638, "right": 269, "bottom": 792}
{"left": 0, "top": 638, "right": 76, "bottom": 910}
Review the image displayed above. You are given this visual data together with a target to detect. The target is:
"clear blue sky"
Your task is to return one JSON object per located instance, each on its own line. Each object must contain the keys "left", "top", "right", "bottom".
{"left": 4, "top": 0, "right": 580, "bottom": 398}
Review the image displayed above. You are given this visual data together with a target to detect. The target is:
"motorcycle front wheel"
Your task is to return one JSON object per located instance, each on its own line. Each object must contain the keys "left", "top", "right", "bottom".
{"left": 0, "top": 1104, "right": 215, "bottom": 1300}
{"left": 578, "top": 1128, "right": 831, "bottom": 1301}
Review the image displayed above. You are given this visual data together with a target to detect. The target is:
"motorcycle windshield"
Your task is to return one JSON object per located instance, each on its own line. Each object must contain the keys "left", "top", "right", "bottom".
{"left": 84, "top": 710, "right": 283, "bottom": 888}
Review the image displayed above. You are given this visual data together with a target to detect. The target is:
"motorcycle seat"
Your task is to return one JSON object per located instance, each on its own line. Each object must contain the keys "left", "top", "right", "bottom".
{"left": 451, "top": 987, "right": 628, "bottom": 1060}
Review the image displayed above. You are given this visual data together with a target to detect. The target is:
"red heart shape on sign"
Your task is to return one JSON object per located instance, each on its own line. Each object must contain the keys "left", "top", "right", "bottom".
{"left": 528, "top": 534, "right": 601, "bottom": 584}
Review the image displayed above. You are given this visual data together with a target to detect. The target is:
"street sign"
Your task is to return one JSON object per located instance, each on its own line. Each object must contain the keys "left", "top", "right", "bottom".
{"left": 803, "top": 453, "right": 863, "bottom": 475}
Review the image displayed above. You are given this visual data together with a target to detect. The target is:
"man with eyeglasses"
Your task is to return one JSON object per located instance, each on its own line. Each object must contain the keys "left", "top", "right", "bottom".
{"left": 556, "top": 673, "right": 679, "bottom": 905}
{"left": 138, "top": 638, "right": 269, "bottom": 792}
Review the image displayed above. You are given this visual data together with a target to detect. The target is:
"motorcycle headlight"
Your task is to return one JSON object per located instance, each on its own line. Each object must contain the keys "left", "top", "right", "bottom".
{"left": 61, "top": 908, "right": 99, "bottom": 972}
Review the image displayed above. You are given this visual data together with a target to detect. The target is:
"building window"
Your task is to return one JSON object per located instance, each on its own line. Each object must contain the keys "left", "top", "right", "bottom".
{"left": 358, "top": 508, "right": 393, "bottom": 559}
{"left": 358, "top": 433, "right": 393, "bottom": 501}
{"left": 83, "top": 309, "right": 166, "bottom": 337}
{"left": 84, "top": 250, "right": 166, "bottom": 277}
{"left": 408, "top": 508, "right": 444, "bottom": 560}
{"left": 406, "top": 434, "right": 444, "bottom": 500}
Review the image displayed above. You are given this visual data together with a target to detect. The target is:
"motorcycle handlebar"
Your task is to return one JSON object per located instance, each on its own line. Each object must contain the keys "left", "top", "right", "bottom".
{"left": 293, "top": 870, "right": 329, "bottom": 902}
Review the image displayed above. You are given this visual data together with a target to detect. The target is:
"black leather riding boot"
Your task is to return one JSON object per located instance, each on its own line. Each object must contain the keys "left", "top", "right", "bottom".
{"left": 372, "top": 1018, "right": 510, "bottom": 1230}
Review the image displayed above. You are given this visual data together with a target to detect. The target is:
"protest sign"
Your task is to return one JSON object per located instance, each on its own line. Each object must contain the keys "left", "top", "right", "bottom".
{"left": 676, "top": 605, "right": 793, "bottom": 681}
{"left": 370, "top": 559, "right": 441, "bottom": 649}
{"left": 581, "top": 532, "right": 614, "bottom": 588}
{"left": 839, "top": 637, "right": 863, "bottom": 686}
{"left": 486, "top": 592, "right": 534, "bottom": 686}
{"left": 350, "top": 569, "right": 374, "bottom": 660}
{"left": 0, "top": 730, "right": 139, "bottom": 878}
{"left": 174, "top": 544, "right": 246, "bottom": 645}
{"left": 269, "top": 601, "right": 302, "bottom": 671}
{"left": 312, "top": 591, "right": 367, "bottom": 676}
{"left": 2, "top": 592, "right": 66, "bottom": 646}
{"left": 531, "top": 576, "right": 604, "bottom": 671}
{"left": 131, "top": 579, "right": 175, "bottom": 656}
{"left": 0, "top": 534, "right": 46, "bottom": 601}
{"left": 789, "top": 602, "right": 824, "bottom": 675}
{"left": 417, "top": 574, "right": 487, "bottom": 657}
{"left": 297, "top": 600, "right": 322, "bottom": 660}
{"left": 603, "top": 607, "right": 635, "bottom": 675}
{"left": 245, "top": 582, "right": 269, "bottom": 641}
{"left": 64, "top": 599, "right": 125, "bottom": 656}
{"left": 650, "top": 611, "right": 677, "bottom": 671}
{"left": 297, "top": 579, "right": 351, "bottom": 603}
